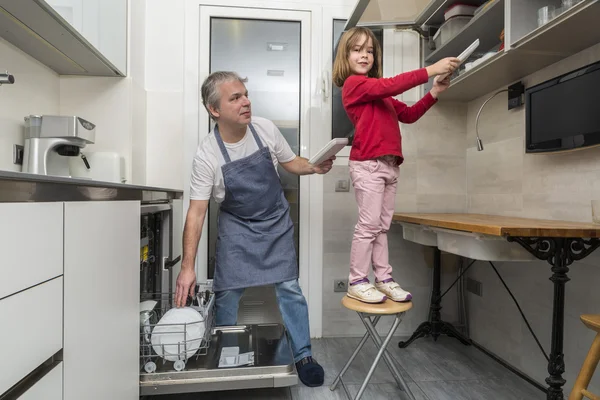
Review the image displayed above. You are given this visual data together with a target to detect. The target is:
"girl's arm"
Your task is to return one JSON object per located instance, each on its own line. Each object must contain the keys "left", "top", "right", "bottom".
{"left": 392, "top": 92, "right": 437, "bottom": 124}
{"left": 343, "top": 57, "right": 460, "bottom": 105}
{"left": 343, "top": 68, "right": 429, "bottom": 105}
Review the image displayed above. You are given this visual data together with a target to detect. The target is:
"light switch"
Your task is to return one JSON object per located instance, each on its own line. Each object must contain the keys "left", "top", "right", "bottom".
{"left": 335, "top": 179, "right": 350, "bottom": 192}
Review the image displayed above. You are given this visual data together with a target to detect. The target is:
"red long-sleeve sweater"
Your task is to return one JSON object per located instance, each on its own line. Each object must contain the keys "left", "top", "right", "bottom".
{"left": 342, "top": 68, "right": 437, "bottom": 164}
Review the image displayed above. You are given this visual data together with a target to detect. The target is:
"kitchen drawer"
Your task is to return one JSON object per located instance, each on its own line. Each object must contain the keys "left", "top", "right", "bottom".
{"left": 0, "top": 202, "right": 63, "bottom": 299}
{"left": 0, "top": 277, "right": 63, "bottom": 395}
{"left": 19, "top": 362, "right": 63, "bottom": 400}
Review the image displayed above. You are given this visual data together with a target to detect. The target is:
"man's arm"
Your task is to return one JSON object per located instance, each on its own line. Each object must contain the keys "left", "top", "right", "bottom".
{"left": 175, "top": 199, "right": 209, "bottom": 307}
{"left": 280, "top": 155, "right": 334, "bottom": 176}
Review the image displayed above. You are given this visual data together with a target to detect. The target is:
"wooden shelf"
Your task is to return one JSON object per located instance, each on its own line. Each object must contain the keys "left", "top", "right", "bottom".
{"left": 426, "top": 0, "right": 504, "bottom": 63}
{"left": 439, "top": 0, "right": 600, "bottom": 102}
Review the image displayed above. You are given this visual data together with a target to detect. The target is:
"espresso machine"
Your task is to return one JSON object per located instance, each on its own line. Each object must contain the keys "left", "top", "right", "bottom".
{"left": 22, "top": 115, "right": 96, "bottom": 177}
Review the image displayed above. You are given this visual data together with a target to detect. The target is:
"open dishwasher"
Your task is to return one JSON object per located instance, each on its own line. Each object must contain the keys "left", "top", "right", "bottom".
{"left": 138, "top": 205, "right": 298, "bottom": 396}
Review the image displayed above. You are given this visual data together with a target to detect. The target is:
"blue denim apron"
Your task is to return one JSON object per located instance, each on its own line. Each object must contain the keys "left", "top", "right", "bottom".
{"left": 212, "top": 123, "right": 298, "bottom": 292}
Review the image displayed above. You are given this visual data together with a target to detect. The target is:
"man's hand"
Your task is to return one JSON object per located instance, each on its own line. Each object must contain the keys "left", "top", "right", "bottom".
{"left": 175, "top": 266, "right": 197, "bottom": 308}
{"left": 430, "top": 75, "right": 451, "bottom": 99}
{"left": 281, "top": 155, "right": 335, "bottom": 175}
{"left": 311, "top": 156, "right": 335, "bottom": 174}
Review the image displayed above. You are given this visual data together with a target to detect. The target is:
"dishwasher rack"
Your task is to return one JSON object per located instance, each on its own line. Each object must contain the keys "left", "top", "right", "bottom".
{"left": 140, "top": 287, "right": 215, "bottom": 374}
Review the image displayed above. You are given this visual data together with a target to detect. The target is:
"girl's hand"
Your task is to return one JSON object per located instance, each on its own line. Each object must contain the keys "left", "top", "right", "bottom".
{"left": 426, "top": 57, "right": 460, "bottom": 77}
{"left": 430, "top": 74, "right": 451, "bottom": 98}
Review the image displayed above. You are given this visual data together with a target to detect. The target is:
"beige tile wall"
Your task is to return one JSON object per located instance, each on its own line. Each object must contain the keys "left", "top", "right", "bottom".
{"left": 466, "top": 42, "right": 600, "bottom": 394}
{"left": 322, "top": 101, "right": 468, "bottom": 337}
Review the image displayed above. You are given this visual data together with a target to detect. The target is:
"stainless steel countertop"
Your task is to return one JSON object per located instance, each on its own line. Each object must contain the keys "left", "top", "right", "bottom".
{"left": 0, "top": 170, "right": 183, "bottom": 203}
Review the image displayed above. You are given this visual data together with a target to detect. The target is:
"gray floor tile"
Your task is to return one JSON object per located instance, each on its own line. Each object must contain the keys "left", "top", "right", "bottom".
{"left": 313, "top": 337, "right": 413, "bottom": 385}
{"left": 292, "top": 382, "right": 428, "bottom": 400}
{"left": 417, "top": 378, "right": 546, "bottom": 400}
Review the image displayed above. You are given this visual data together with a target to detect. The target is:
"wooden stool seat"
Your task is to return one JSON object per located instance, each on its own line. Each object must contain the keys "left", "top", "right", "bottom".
{"left": 569, "top": 314, "right": 600, "bottom": 400}
{"left": 581, "top": 315, "right": 600, "bottom": 333}
{"left": 342, "top": 296, "right": 413, "bottom": 315}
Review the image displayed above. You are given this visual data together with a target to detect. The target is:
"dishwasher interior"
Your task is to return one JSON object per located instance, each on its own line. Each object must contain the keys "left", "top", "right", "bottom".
{"left": 139, "top": 203, "right": 297, "bottom": 396}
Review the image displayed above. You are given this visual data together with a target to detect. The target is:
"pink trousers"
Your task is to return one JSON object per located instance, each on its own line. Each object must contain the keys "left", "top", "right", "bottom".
{"left": 348, "top": 158, "right": 399, "bottom": 284}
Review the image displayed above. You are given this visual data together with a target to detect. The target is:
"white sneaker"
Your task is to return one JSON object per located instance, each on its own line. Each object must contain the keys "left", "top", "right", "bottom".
{"left": 375, "top": 280, "right": 412, "bottom": 302}
{"left": 347, "top": 282, "right": 387, "bottom": 303}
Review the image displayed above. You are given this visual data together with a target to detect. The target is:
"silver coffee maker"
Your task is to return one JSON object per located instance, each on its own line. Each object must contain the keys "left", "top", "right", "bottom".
{"left": 22, "top": 115, "right": 96, "bottom": 177}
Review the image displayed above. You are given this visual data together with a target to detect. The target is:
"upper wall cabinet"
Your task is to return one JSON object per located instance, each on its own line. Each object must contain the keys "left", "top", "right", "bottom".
{"left": 345, "top": 0, "right": 600, "bottom": 101}
{"left": 0, "top": 0, "right": 126, "bottom": 76}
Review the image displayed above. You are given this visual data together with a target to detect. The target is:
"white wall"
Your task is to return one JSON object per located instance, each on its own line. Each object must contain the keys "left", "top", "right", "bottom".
{"left": 0, "top": 39, "right": 60, "bottom": 172}
{"left": 465, "top": 42, "right": 600, "bottom": 394}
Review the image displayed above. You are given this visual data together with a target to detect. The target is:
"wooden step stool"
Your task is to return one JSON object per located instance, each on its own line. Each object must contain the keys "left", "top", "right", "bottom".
{"left": 570, "top": 315, "right": 600, "bottom": 400}
{"left": 330, "top": 295, "right": 416, "bottom": 400}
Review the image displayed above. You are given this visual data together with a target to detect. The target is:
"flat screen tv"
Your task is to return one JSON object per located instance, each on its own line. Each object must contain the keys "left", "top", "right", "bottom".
{"left": 526, "top": 59, "right": 600, "bottom": 153}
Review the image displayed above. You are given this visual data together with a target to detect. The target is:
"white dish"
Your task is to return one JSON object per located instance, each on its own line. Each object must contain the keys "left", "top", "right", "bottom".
{"left": 151, "top": 307, "right": 206, "bottom": 362}
{"left": 438, "top": 39, "right": 480, "bottom": 82}
{"left": 308, "top": 138, "right": 348, "bottom": 166}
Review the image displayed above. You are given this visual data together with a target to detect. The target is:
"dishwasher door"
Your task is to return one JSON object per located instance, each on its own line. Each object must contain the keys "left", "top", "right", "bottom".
{"left": 139, "top": 323, "right": 297, "bottom": 396}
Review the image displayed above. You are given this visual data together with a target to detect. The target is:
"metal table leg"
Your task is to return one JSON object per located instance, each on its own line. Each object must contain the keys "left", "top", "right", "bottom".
{"left": 508, "top": 236, "right": 600, "bottom": 400}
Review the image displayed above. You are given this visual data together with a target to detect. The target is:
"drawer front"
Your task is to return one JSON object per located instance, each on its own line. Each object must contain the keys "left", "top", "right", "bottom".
{"left": 0, "top": 277, "right": 63, "bottom": 395}
{"left": 19, "top": 362, "right": 63, "bottom": 400}
{"left": 0, "top": 202, "right": 63, "bottom": 299}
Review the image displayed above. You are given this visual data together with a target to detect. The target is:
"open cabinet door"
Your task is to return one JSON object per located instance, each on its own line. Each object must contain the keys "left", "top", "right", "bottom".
{"left": 345, "top": 0, "right": 444, "bottom": 30}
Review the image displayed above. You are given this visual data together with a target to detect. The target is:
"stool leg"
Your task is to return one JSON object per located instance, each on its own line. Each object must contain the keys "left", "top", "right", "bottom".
{"left": 569, "top": 333, "right": 600, "bottom": 400}
{"left": 355, "top": 314, "right": 404, "bottom": 400}
{"left": 330, "top": 316, "right": 382, "bottom": 392}
{"left": 362, "top": 314, "right": 416, "bottom": 400}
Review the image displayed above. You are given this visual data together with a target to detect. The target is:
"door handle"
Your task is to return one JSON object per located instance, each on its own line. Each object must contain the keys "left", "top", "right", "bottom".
{"left": 162, "top": 255, "right": 181, "bottom": 270}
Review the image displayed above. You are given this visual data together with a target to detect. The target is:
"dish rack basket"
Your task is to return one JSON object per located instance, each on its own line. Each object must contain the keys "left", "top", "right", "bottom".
{"left": 139, "top": 284, "right": 215, "bottom": 373}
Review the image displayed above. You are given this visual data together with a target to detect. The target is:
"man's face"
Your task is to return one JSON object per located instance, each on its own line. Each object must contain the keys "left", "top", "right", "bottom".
{"left": 209, "top": 80, "right": 252, "bottom": 126}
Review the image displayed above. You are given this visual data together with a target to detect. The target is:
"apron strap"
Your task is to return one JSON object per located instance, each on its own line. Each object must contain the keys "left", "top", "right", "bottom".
{"left": 248, "top": 123, "right": 265, "bottom": 149}
{"left": 213, "top": 124, "right": 232, "bottom": 164}
{"left": 214, "top": 123, "right": 264, "bottom": 164}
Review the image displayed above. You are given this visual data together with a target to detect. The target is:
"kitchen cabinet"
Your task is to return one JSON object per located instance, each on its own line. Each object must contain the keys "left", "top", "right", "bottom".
{"left": 0, "top": 277, "right": 63, "bottom": 396}
{"left": 0, "top": 202, "right": 63, "bottom": 299}
{"left": 0, "top": 0, "right": 127, "bottom": 76}
{"left": 345, "top": 0, "right": 600, "bottom": 101}
{"left": 63, "top": 201, "right": 140, "bottom": 400}
{"left": 19, "top": 362, "right": 63, "bottom": 400}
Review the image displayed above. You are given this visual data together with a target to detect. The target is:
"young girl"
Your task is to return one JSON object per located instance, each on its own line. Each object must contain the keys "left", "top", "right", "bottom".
{"left": 333, "top": 27, "right": 459, "bottom": 304}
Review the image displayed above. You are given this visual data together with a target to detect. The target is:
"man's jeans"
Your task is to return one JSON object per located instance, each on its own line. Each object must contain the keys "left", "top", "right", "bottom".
{"left": 215, "top": 279, "right": 312, "bottom": 363}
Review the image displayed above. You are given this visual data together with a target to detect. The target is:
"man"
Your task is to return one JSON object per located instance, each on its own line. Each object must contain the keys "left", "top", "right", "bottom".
{"left": 174, "top": 71, "right": 334, "bottom": 387}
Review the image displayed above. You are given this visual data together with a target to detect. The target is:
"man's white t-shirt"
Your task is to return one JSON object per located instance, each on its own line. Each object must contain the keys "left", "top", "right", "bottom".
{"left": 190, "top": 116, "right": 297, "bottom": 203}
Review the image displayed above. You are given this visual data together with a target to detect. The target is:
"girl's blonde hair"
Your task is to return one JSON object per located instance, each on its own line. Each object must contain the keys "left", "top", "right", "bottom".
{"left": 332, "top": 27, "right": 382, "bottom": 87}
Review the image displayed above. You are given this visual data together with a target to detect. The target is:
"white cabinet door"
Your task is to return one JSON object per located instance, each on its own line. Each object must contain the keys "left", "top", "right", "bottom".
{"left": 63, "top": 201, "right": 140, "bottom": 400}
{"left": 0, "top": 202, "right": 63, "bottom": 299}
{"left": 19, "top": 362, "right": 63, "bottom": 400}
{"left": 0, "top": 277, "right": 63, "bottom": 395}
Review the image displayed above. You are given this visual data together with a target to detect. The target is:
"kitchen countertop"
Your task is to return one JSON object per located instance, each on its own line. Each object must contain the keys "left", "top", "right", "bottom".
{"left": 393, "top": 213, "right": 600, "bottom": 238}
{"left": 0, "top": 170, "right": 183, "bottom": 203}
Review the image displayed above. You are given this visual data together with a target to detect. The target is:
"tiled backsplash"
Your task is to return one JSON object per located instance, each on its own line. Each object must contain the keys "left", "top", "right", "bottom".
{"left": 466, "top": 42, "right": 600, "bottom": 393}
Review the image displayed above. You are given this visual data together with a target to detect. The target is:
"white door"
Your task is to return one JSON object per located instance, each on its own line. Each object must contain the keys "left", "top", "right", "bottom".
{"left": 184, "top": 5, "right": 314, "bottom": 323}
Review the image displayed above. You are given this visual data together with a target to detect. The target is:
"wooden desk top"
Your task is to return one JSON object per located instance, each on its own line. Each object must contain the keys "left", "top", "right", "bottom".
{"left": 392, "top": 213, "right": 600, "bottom": 238}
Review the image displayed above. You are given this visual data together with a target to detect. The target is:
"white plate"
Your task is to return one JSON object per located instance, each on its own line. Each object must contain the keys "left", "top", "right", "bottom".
{"left": 151, "top": 307, "right": 206, "bottom": 362}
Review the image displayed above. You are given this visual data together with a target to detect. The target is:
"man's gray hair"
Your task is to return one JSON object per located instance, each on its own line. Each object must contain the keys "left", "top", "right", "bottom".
{"left": 201, "top": 71, "right": 248, "bottom": 121}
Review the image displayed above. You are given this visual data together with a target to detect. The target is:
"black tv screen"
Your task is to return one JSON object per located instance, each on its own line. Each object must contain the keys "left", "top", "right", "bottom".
{"left": 526, "top": 60, "right": 600, "bottom": 153}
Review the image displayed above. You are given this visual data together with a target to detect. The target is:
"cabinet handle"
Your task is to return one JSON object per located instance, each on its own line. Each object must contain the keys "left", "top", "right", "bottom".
{"left": 322, "top": 71, "right": 331, "bottom": 100}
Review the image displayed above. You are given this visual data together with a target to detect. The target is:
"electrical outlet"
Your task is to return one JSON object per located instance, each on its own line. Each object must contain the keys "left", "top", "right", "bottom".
{"left": 333, "top": 279, "right": 348, "bottom": 292}
{"left": 467, "top": 278, "right": 483, "bottom": 297}
{"left": 13, "top": 144, "right": 23, "bottom": 165}
{"left": 335, "top": 179, "right": 350, "bottom": 192}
